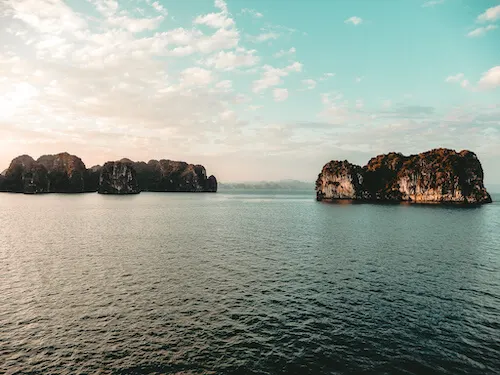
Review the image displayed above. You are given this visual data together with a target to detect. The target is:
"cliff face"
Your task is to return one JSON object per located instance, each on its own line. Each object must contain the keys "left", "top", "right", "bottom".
{"left": 315, "top": 161, "right": 365, "bottom": 200}
{"left": 98, "top": 162, "right": 140, "bottom": 195}
{"left": 316, "top": 149, "right": 492, "bottom": 204}
{"left": 0, "top": 154, "right": 217, "bottom": 194}
{"left": 0, "top": 153, "right": 95, "bottom": 193}
{"left": 126, "top": 159, "right": 217, "bottom": 192}
{"left": 37, "top": 152, "right": 92, "bottom": 193}
{"left": 0, "top": 155, "right": 49, "bottom": 193}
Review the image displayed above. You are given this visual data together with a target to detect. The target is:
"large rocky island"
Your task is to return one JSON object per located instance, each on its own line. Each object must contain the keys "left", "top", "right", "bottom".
{"left": 0, "top": 153, "right": 217, "bottom": 194}
{"left": 316, "top": 149, "right": 492, "bottom": 204}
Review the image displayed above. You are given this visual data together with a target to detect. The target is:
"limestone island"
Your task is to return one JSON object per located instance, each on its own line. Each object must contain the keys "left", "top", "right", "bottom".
{"left": 316, "top": 148, "right": 492, "bottom": 205}
{"left": 0, "top": 153, "right": 217, "bottom": 194}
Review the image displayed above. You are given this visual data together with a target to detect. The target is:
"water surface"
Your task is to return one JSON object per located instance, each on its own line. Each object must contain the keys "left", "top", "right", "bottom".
{"left": 1, "top": 191, "right": 499, "bottom": 374}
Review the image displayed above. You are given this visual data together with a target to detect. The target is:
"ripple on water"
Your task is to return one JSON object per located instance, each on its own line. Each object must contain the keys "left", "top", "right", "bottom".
{"left": 0, "top": 192, "right": 499, "bottom": 375}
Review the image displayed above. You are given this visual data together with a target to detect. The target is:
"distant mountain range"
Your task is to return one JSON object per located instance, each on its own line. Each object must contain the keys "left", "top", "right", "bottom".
{"left": 219, "top": 179, "right": 313, "bottom": 190}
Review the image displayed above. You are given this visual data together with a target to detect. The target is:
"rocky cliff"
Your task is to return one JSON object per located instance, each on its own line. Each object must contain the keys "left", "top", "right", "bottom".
{"left": 98, "top": 162, "right": 140, "bottom": 195}
{"left": 316, "top": 149, "right": 492, "bottom": 204}
{"left": 123, "top": 159, "right": 217, "bottom": 192}
{"left": 0, "top": 153, "right": 217, "bottom": 194}
{"left": 0, "top": 153, "right": 96, "bottom": 194}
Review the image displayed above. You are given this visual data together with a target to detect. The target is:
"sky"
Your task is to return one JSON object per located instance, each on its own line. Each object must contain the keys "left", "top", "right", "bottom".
{"left": 0, "top": 0, "right": 499, "bottom": 184}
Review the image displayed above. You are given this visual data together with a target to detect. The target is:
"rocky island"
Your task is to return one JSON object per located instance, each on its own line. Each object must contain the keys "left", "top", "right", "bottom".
{"left": 316, "top": 149, "right": 492, "bottom": 204}
{"left": 0, "top": 153, "right": 217, "bottom": 194}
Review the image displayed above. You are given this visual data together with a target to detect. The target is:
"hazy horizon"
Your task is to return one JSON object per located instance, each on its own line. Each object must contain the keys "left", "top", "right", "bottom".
{"left": 1, "top": 0, "right": 499, "bottom": 184}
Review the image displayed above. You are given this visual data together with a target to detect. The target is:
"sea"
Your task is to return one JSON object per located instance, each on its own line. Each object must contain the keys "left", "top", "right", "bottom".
{"left": 1, "top": 190, "right": 499, "bottom": 375}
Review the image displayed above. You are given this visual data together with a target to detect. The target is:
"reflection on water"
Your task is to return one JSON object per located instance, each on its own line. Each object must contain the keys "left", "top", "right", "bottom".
{"left": 1, "top": 191, "right": 499, "bottom": 374}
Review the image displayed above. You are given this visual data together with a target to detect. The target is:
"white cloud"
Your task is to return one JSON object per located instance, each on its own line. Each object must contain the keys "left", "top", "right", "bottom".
{"left": 196, "top": 28, "right": 240, "bottom": 54}
{"left": 241, "top": 8, "right": 263, "bottom": 18}
{"left": 355, "top": 76, "right": 363, "bottom": 83}
{"left": 215, "top": 80, "right": 232, "bottom": 91}
{"left": 445, "top": 73, "right": 465, "bottom": 83}
{"left": 422, "top": 0, "right": 445, "bottom": 8}
{"left": 382, "top": 99, "right": 392, "bottom": 108}
{"left": 180, "top": 67, "right": 214, "bottom": 87}
{"left": 273, "top": 88, "right": 289, "bottom": 102}
{"left": 108, "top": 15, "right": 164, "bottom": 33}
{"left": 253, "top": 32, "right": 279, "bottom": 43}
{"left": 445, "top": 73, "right": 471, "bottom": 89}
{"left": 477, "top": 5, "right": 500, "bottom": 23}
{"left": 151, "top": 1, "right": 168, "bottom": 16}
{"left": 319, "top": 72, "right": 335, "bottom": 82}
{"left": 203, "top": 49, "right": 259, "bottom": 70}
{"left": 252, "top": 62, "right": 302, "bottom": 93}
{"left": 92, "top": 0, "right": 119, "bottom": 16}
{"left": 194, "top": 11, "right": 235, "bottom": 29}
{"left": 7, "top": 0, "right": 88, "bottom": 34}
{"left": 467, "top": 25, "right": 497, "bottom": 37}
{"left": 478, "top": 66, "right": 500, "bottom": 90}
{"left": 355, "top": 99, "right": 364, "bottom": 109}
{"left": 274, "top": 47, "right": 296, "bottom": 58}
{"left": 215, "top": 0, "right": 228, "bottom": 13}
{"left": 302, "top": 79, "right": 317, "bottom": 90}
{"left": 345, "top": 16, "right": 362, "bottom": 26}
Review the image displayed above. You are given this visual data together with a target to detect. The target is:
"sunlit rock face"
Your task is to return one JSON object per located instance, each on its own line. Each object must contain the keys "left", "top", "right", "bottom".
{"left": 98, "top": 161, "right": 140, "bottom": 195}
{"left": 316, "top": 149, "right": 492, "bottom": 204}
{"left": 37, "top": 152, "right": 91, "bottom": 193}
{"left": 0, "top": 153, "right": 94, "bottom": 194}
{"left": 315, "top": 161, "right": 365, "bottom": 200}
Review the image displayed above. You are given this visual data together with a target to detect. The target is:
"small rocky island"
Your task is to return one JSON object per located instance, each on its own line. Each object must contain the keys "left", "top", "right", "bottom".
{"left": 0, "top": 153, "right": 217, "bottom": 194}
{"left": 316, "top": 149, "right": 492, "bottom": 204}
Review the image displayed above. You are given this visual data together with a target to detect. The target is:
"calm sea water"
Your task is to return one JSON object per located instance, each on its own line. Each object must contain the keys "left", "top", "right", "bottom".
{"left": 1, "top": 190, "right": 499, "bottom": 375}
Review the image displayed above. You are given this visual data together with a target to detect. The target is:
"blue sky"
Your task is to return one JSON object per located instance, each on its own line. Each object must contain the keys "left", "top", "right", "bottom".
{"left": 0, "top": 0, "right": 499, "bottom": 184}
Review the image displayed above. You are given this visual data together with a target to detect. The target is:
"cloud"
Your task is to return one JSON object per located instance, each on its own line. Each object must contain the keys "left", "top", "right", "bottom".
{"left": 445, "top": 73, "right": 464, "bottom": 82}
{"left": 274, "top": 47, "right": 296, "bottom": 58}
{"left": 252, "top": 62, "right": 303, "bottom": 93}
{"left": 355, "top": 76, "right": 363, "bottom": 83}
{"left": 252, "top": 32, "right": 280, "bottom": 43}
{"left": 6, "top": 0, "right": 88, "bottom": 34}
{"left": 241, "top": 8, "right": 263, "bottom": 18}
{"left": 203, "top": 48, "right": 259, "bottom": 70}
{"left": 422, "top": 0, "right": 445, "bottom": 8}
{"left": 215, "top": 80, "right": 232, "bottom": 91}
{"left": 151, "top": 1, "right": 168, "bottom": 16}
{"left": 108, "top": 15, "right": 164, "bottom": 33}
{"left": 301, "top": 79, "right": 317, "bottom": 90}
{"left": 478, "top": 66, "right": 500, "bottom": 90}
{"left": 180, "top": 67, "right": 213, "bottom": 87}
{"left": 477, "top": 5, "right": 500, "bottom": 23}
{"left": 344, "top": 16, "right": 362, "bottom": 26}
{"left": 0, "top": 0, "right": 256, "bottom": 170}
{"left": 319, "top": 72, "right": 335, "bottom": 82}
{"left": 467, "top": 25, "right": 497, "bottom": 37}
{"left": 273, "top": 88, "right": 289, "bottom": 102}
{"left": 194, "top": 12, "right": 234, "bottom": 29}
{"left": 445, "top": 73, "right": 471, "bottom": 89}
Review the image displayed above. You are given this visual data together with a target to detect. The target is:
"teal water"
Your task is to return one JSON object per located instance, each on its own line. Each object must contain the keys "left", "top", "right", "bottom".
{"left": 1, "top": 191, "right": 499, "bottom": 374}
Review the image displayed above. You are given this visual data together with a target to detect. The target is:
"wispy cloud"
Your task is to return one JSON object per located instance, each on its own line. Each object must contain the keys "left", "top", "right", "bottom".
{"left": 477, "top": 5, "right": 500, "bottom": 23}
{"left": 467, "top": 25, "right": 497, "bottom": 37}
{"left": 273, "top": 88, "right": 289, "bottom": 102}
{"left": 241, "top": 8, "right": 263, "bottom": 18}
{"left": 344, "top": 16, "right": 362, "bottom": 26}
{"left": 422, "top": 0, "right": 445, "bottom": 8}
